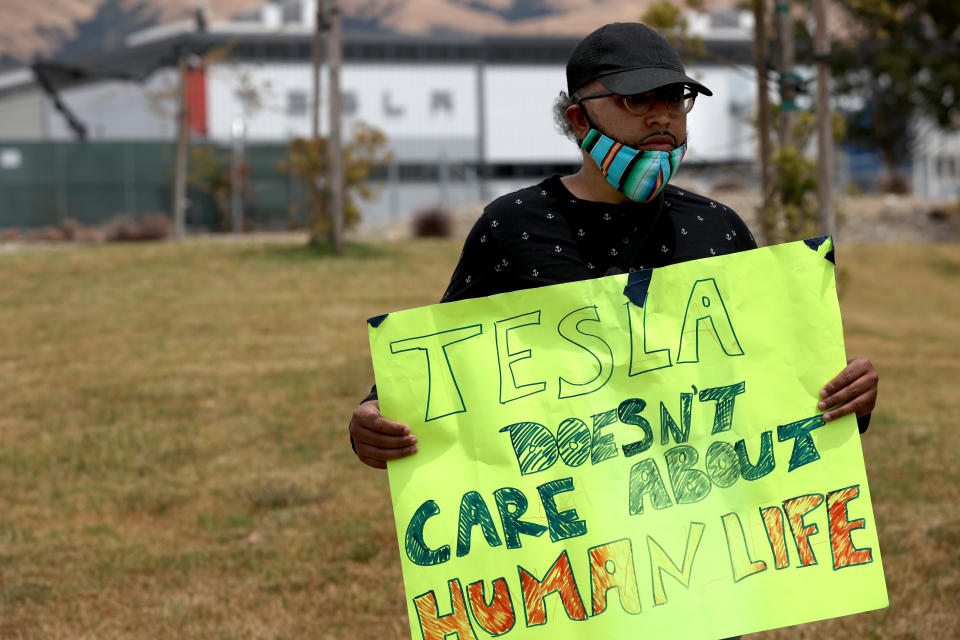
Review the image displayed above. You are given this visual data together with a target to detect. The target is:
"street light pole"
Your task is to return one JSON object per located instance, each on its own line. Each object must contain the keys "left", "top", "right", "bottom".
{"left": 311, "top": 0, "right": 325, "bottom": 140}
{"left": 172, "top": 53, "right": 190, "bottom": 239}
{"left": 775, "top": 0, "right": 797, "bottom": 147}
{"left": 815, "top": 0, "right": 835, "bottom": 237}
{"left": 231, "top": 116, "right": 246, "bottom": 234}
{"left": 754, "top": 0, "right": 774, "bottom": 229}
{"left": 327, "top": 0, "right": 344, "bottom": 255}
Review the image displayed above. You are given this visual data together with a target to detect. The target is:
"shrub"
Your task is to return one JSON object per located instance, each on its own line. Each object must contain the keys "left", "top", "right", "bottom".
{"left": 26, "top": 226, "right": 68, "bottom": 243}
{"left": 74, "top": 227, "right": 104, "bottom": 244}
{"left": 104, "top": 216, "right": 139, "bottom": 242}
{"left": 103, "top": 214, "right": 172, "bottom": 242}
{"left": 59, "top": 218, "right": 81, "bottom": 241}
{"left": 137, "top": 214, "right": 173, "bottom": 241}
{"left": 278, "top": 122, "right": 392, "bottom": 246}
{"left": 411, "top": 207, "right": 454, "bottom": 238}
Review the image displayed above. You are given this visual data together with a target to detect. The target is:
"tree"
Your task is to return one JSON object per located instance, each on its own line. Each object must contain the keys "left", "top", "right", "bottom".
{"left": 830, "top": 1, "right": 960, "bottom": 190}
{"left": 187, "top": 145, "right": 251, "bottom": 231}
{"left": 278, "top": 123, "right": 391, "bottom": 246}
{"left": 641, "top": 0, "right": 706, "bottom": 59}
{"left": 759, "top": 107, "right": 846, "bottom": 243}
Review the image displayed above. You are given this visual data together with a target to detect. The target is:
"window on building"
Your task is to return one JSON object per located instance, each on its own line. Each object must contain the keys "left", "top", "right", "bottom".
{"left": 383, "top": 91, "right": 405, "bottom": 118}
{"left": 936, "top": 156, "right": 957, "bottom": 178}
{"left": 236, "top": 87, "right": 261, "bottom": 115}
{"left": 233, "top": 9, "right": 261, "bottom": 23}
{"left": 264, "top": 43, "right": 287, "bottom": 59}
{"left": 288, "top": 89, "right": 308, "bottom": 116}
{"left": 342, "top": 91, "right": 358, "bottom": 117}
{"left": 282, "top": 1, "right": 302, "bottom": 24}
{"left": 430, "top": 90, "right": 454, "bottom": 115}
{"left": 711, "top": 9, "right": 741, "bottom": 28}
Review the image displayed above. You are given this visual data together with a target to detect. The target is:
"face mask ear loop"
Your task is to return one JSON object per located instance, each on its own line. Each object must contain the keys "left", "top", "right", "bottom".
{"left": 576, "top": 102, "right": 600, "bottom": 146}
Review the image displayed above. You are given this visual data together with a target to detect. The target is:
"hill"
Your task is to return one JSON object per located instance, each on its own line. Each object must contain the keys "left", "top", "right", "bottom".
{"left": 0, "top": 0, "right": 739, "bottom": 65}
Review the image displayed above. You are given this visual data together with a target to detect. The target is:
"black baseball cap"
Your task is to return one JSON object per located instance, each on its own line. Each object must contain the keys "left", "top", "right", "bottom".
{"left": 566, "top": 22, "right": 712, "bottom": 97}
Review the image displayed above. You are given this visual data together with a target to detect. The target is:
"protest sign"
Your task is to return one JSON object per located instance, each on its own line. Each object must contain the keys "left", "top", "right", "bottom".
{"left": 367, "top": 237, "right": 887, "bottom": 639}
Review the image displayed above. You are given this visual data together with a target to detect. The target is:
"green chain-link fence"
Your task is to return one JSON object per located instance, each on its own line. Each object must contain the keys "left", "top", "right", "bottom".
{"left": 0, "top": 141, "right": 306, "bottom": 231}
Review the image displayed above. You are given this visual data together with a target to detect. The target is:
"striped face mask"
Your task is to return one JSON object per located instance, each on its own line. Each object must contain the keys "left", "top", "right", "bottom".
{"left": 581, "top": 129, "right": 687, "bottom": 203}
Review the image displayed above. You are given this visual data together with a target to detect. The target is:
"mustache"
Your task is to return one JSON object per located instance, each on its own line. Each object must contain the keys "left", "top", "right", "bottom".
{"left": 639, "top": 130, "right": 679, "bottom": 146}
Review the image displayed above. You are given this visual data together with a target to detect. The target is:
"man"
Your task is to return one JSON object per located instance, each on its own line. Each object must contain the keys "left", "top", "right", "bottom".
{"left": 349, "top": 22, "right": 878, "bottom": 470}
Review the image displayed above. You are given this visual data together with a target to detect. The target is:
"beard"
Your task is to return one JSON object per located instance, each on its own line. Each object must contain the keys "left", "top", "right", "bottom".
{"left": 581, "top": 110, "right": 680, "bottom": 150}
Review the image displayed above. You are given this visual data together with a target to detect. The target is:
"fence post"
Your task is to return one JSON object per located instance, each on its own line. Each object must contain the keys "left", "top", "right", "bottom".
{"left": 55, "top": 143, "right": 67, "bottom": 223}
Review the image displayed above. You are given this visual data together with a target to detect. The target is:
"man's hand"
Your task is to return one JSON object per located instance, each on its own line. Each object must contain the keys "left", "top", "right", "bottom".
{"left": 818, "top": 357, "right": 878, "bottom": 422}
{"left": 350, "top": 400, "right": 418, "bottom": 469}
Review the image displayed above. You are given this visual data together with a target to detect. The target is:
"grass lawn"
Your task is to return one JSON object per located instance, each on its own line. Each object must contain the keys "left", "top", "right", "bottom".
{"left": 0, "top": 238, "right": 957, "bottom": 639}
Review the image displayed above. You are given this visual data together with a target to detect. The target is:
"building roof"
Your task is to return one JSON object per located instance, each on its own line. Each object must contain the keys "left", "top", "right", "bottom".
{"left": 11, "top": 25, "right": 751, "bottom": 95}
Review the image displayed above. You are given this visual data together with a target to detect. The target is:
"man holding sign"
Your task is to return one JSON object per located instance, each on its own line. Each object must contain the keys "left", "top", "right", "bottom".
{"left": 352, "top": 22, "right": 884, "bottom": 639}
{"left": 351, "top": 22, "right": 878, "bottom": 469}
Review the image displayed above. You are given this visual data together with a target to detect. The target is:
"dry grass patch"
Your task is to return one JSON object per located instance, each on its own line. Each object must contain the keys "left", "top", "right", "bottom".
{"left": 0, "top": 238, "right": 957, "bottom": 638}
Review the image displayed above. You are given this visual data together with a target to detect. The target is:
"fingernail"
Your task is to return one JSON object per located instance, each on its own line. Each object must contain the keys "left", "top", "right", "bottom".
{"left": 409, "top": 435, "right": 418, "bottom": 444}
{"left": 823, "top": 413, "right": 831, "bottom": 422}
{"left": 818, "top": 401, "right": 826, "bottom": 410}
{"left": 820, "top": 389, "right": 828, "bottom": 399}
{"left": 411, "top": 446, "right": 419, "bottom": 454}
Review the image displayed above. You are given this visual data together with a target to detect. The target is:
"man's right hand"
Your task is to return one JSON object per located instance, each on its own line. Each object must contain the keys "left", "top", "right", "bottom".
{"left": 349, "top": 400, "right": 418, "bottom": 469}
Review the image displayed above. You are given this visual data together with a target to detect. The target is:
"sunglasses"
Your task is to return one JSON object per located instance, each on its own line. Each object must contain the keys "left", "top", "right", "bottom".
{"left": 576, "top": 86, "right": 697, "bottom": 116}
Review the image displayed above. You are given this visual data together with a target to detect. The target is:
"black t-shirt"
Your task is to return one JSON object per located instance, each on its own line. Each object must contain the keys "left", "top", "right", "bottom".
{"left": 441, "top": 174, "right": 757, "bottom": 302}
{"left": 360, "top": 175, "right": 869, "bottom": 433}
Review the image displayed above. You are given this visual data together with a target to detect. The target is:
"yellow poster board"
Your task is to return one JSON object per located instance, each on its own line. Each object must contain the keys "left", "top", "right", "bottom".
{"left": 368, "top": 237, "right": 888, "bottom": 640}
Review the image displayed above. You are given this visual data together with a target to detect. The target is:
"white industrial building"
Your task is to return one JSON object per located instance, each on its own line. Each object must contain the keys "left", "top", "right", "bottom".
{"left": 0, "top": 7, "right": 757, "bottom": 158}
{"left": 0, "top": 0, "right": 954, "bottom": 226}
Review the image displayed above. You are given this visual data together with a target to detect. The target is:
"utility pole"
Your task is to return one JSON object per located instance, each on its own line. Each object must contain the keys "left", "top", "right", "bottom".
{"left": 814, "top": 0, "right": 835, "bottom": 237}
{"left": 311, "top": 0, "right": 325, "bottom": 139}
{"left": 327, "top": 0, "right": 344, "bottom": 255}
{"left": 172, "top": 52, "right": 190, "bottom": 239}
{"left": 231, "top": 117, "right": 246, "bottom": 234}
{"left": 775, "top": 0, "right": 797, "bottom": 147}
{"left": 476, "top": 60, "right": 488, "bottom": 203}
{"left": 753, "top": 0, "right": 774, "bottom": 222}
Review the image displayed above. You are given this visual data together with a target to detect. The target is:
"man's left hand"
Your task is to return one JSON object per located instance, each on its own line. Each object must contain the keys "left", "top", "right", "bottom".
{"left": 818, "top": 357, "right": 878, "bottom": 422}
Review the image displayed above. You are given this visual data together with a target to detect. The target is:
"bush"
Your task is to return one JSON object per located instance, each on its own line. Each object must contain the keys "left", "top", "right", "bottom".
{"left": 26, "top": 226, "right": 68, "bottom": 243}
{"left": 103, "top": 214, "right": 172, "bottom": 242}
{"left": 278, "top": 122, "right": 392, "bottom": 246}
{"left": 411, "top": 207, "right": 453, "bottom": 238}
{"left": 59, "top": 218, "right": 81, "bottom": 241}
{"left": 104, "top": 216, "right": 139, "bottom": 242}
{"left": 880, "top": 174, "right": 911, "bottom": 195}
{"left": 137, "top": 214, "right": 173, "bottom": 241}
{"left": 74, "top": 227, "right": 104, "bottom": 244}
